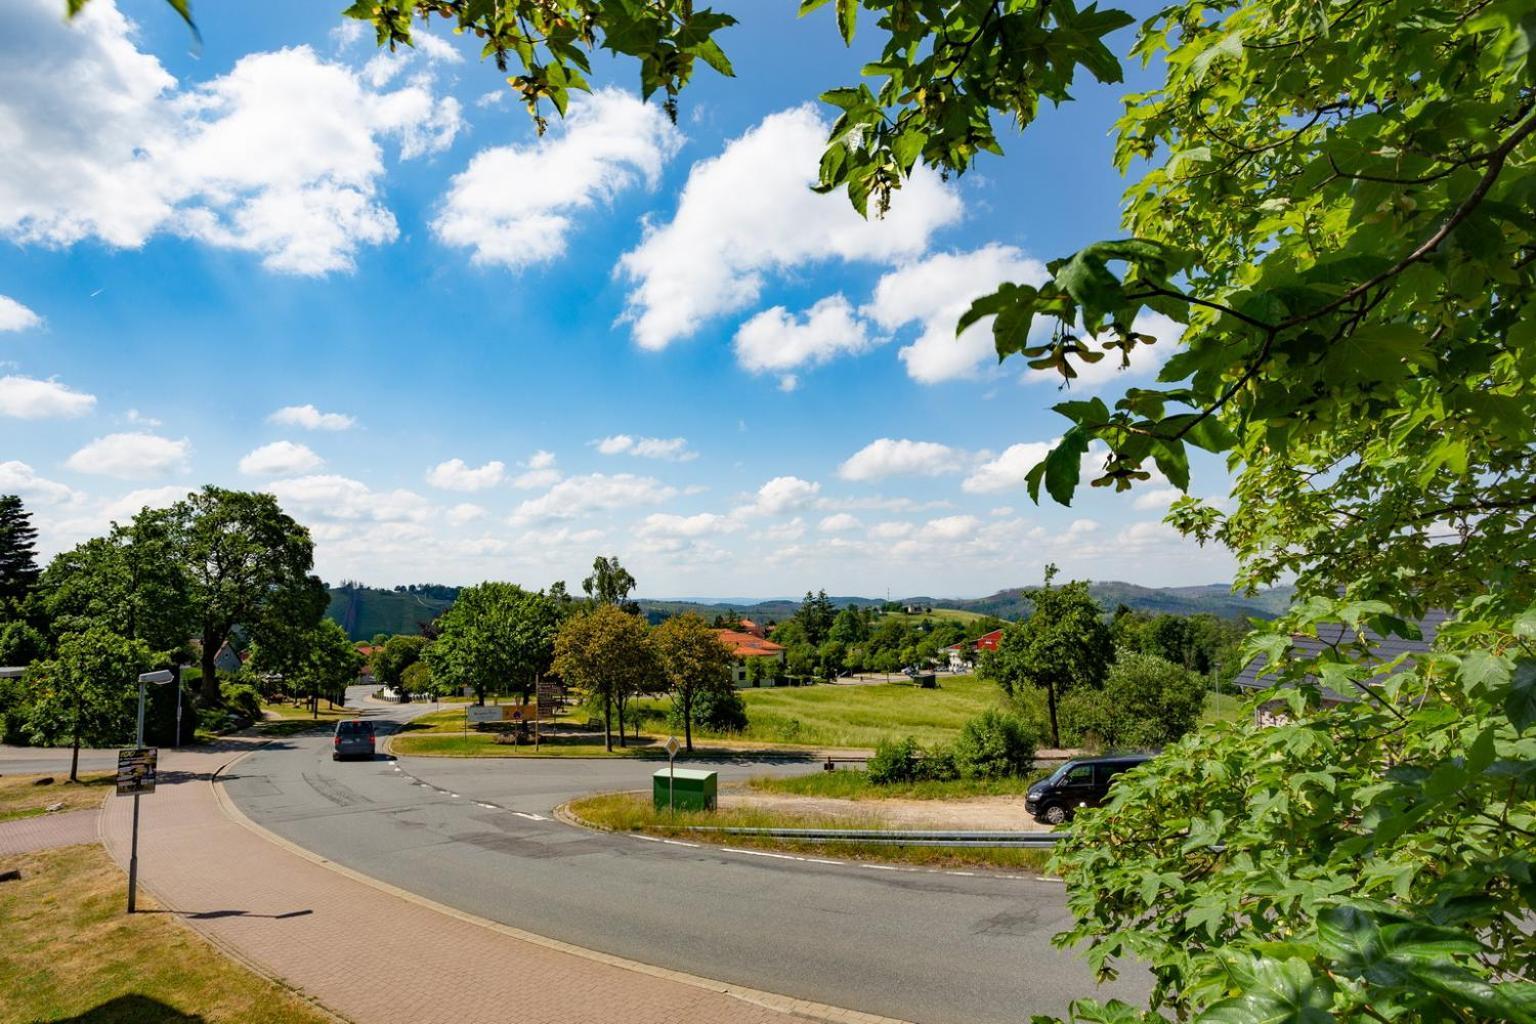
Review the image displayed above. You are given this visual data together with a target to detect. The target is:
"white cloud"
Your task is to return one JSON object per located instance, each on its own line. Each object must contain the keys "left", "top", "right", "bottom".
{"left": 446, "top": 502, "right": 486, "bottom": 526}
{"left": 476, "top": 90, "right": 507, "bottom": 108}
{"left": 737, "top": 475, "right": 821, "bottom": 517}
{"left": 868, "top": 521, "right": 915, "bottom": 541}
{"left": 124, "top": 408, "right": 161, "bottom": 427}
{"left": 511, "top": 473, "right": 677, "bottom": 523}
{"left": 510, "top": 450, "right": 562, "bottom": 489}
{"left": 410, "top": 32, "right": 462, "bottom": 64}
{"left": 1133, "top": 486, "right": 1184, "bottom": 511}
{"left": 239, "top": 440, "right": 323, "bottom": 476}
{"left": 819, "top": 513, "right": 861, "bottom": 533}
{"left": 865, "top": 244, "right": 1047, "bottom": 384}
{"left": 990, "top": 506, "right": 1014, "bottom": 517}
{"left": 618, "top": 105, "right": 961, "bottom": 350}
{"left": 636, "top": 512, "right": 740, "bottom": 539}
{"left": 962, "top": 441, "right": 1054, "bottom": 494}
{"left": 434, "top": 88, "right": 681, "bottom": 266}
{"left": 0, "top": 461, "right": 83, "bottom": 505}
{"left": 918, "top": 514, "right": 980, "bottom": 541}
{"left": 65, "top": 432, "right": 190, "bottom": 479}
{"left": 101, "top": 484, "right": 189, "bottom": 522}
{"left": 733, "top": 295, "right": 884, "bottom": 376}
{"left": 266, "top": 474, "right": 433, "bottom": 522}
{"left": 0, "top": 375, "right": 96, "bottom": 418}
{"left": 592, "top": 434, "right": 696, "bottom": 461}
{"left": 777, "top": 374, "right": 798, "bottom": 392}
{"left": 268, "top": 404, "right": 355, "bottom": 430}
{"left": 426, "top": 458, "right": 506, "bottom": 491}
{"left": 839, "top": 439, "right": 964, "bottom": 482}
{"left": 2, "top": 0, "right": 462, "bottom": 274}
{"left": 0, "top": 295, "right": 42, "bottom": 332}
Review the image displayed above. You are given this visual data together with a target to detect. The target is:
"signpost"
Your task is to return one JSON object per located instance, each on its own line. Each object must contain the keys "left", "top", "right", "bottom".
{"left": 664, "top": 735, "right": 681, "bottom": 815}
{"left": 536, "top": 678, "right": 561, "bottom": 752}
{"left": 124, "top": 669, "right": 172, "bottom": 913}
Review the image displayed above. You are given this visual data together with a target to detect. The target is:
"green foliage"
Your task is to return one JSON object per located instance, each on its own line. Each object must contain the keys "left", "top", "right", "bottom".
{"left": 425, "top": 582, "right": 569, "bottom": 702}
{"left": 652, "top": 612, "right": 735, "bottom": 750}
{"left": 21, "top": 628, "right": 153, "bottom": 766}
{"left": 400, "top": 660, "right": 434, "bottom": 697}
{"left": 669, "top": 684, "right": 747, "bottom": 734}
{"left": 0, "top": 494, "right": 41, "bottom": 611}
{"left": 1058, "top": 653, "right": 1208, "bottom": 751}
{"left": 953, "top": 708, "right": 1037, "bottom": 779}
{"left": 866, "top": 736, "right": 922, "bottom": 785}
{"left": 372, "top": 634, "right": 427, "bottom": 690}
{"left": 983, "top": 568, "right": 1115, "bottom": 747}
{"left": 219, "top": 681, "right": 262, "bottom": 723}
{"left": 552, "top": 602, "right": 659, "bottom": 751}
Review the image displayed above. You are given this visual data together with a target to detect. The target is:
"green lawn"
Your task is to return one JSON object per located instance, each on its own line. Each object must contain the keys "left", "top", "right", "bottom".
{"left": 694, "top": 675, "right": 1005, "bottom": 749}
{"left": 746, "top": 769, "right": 1044, "bottom": 800}
{"left": 1201, "top": 690, "right": 1248, "bottom": 725}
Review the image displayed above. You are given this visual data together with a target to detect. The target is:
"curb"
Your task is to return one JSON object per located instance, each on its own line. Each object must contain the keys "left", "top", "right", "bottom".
{"left": 95, "top": 746, "right": 354, "bottom": 1024}
{"left": 213, "top": 744, "right": 915, "bottom": 1024}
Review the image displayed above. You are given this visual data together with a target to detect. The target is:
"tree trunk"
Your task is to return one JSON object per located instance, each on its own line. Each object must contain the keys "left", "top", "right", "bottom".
{"left": 603, "top": 691, "right": 613, "bottom": 752}
{"left": 617, "top": 696, "right": 627, "bottom": 748}
{"left": 1046, "top": 681, "right": 1061, "bottom": 750}
{"left": 200, "top": 628, "right": 221, "bottom": 703}
{"left": 70, "top": 710, "right": 81, "bottom": 784}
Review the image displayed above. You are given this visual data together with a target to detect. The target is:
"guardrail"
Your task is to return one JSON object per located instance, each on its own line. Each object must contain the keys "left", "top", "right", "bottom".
{"left": 680, "top": 826, "right": 1066, "bottom": 848}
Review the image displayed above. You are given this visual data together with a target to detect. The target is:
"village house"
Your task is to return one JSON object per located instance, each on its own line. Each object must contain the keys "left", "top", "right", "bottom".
{"left": 714, "top": 629, "right": 786, "bottom": 687}
{"left": 945, "top": 628, "right": 1004, "bottom": 672}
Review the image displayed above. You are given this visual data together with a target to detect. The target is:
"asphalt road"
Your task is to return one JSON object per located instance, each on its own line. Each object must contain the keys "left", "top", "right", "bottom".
{"left": 223, "top": 691, "right": 1148, "bottom": 1024}
{"left": 0, "top": 745, "right": 121, "bottom": 776}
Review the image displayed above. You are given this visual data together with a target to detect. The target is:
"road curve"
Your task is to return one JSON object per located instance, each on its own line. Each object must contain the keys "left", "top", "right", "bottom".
{"left": 222, "top": 692, "right": 1148, "bottom": 1024}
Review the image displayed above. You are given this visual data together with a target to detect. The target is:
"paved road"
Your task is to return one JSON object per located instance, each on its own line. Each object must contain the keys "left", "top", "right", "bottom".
{"left": 0, "top": 745, "right": 121, "bottom": 776}
{"left": 223, "top": 690, "right": 1147, "bottom": 1024}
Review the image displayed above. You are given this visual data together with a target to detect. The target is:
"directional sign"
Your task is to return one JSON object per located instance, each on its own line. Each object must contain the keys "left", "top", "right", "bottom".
{"left": 116, "top": 747, "right": 157, "bottom": 796}
{"left": 664, "top": 735, "right": 681, "bottom": 758}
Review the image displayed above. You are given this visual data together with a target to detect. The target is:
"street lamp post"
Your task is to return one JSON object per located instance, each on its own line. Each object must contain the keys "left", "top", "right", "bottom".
{"left": 127, "top": 669, "right": 172, "bottom": 913}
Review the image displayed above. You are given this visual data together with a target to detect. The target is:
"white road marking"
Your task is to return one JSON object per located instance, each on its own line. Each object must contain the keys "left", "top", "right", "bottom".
{"left": 628, "top": 834, "right": 665, "bottom": 843}
{"left": 661, "top": 839, "right": 700, "bottom": 848}
{"left": 513, "top": 811, "right": 550, "bottom": 821}
{"left": 863, "top": 864, "right": 900, "bottom": 871}
{"left": 476, "top": 802, "right": 497, "bottom": 809}
{"left": 721, "top": 847, "right": 801, "bottom": 861}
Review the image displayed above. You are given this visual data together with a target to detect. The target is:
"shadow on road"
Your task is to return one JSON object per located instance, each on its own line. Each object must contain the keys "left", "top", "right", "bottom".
{"left": 138, "top": 907, "right": 315, "bottom": 922}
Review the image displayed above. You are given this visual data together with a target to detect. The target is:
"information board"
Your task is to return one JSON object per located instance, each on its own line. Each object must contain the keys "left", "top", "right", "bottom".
{"left": 116, "top": 747, "right": 158, "bottom": 796}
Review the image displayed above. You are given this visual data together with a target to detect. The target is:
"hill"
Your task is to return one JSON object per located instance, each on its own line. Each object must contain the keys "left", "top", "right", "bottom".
{"left": 326, "top": 584, "right": 458, "bottom": 640}
{"left": 327, "top": 580, "right": 1292, "bottom": 639}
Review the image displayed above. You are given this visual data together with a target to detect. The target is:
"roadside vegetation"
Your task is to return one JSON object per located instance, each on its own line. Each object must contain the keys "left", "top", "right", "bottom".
{"left": 0, "top": 771, "right": 112, "bottom": 822}
{"left": 0, "top": 843, "right": 333, "bottom": 1024}
{"left": 747, "top": 770, "right": 1042, "bottom": 801}
{"left": 566, "top": 791, "right": 1052, "bottom": 873}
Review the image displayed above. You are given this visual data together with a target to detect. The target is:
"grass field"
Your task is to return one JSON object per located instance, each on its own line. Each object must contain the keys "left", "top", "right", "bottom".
{"left": 567, "top": 791, "right": 1051, "bottom": 872}
{"left": 1200, "top": 691, "right": 1248, "bottom": 725}
{"left": 875, "top": 607, "right": 990, "bottom": 625}
{"left": 698, "top": 675, "right": 1005, "bottom": 749}
{"left": 0, "top": 772, "right": 113, "bottom": 823}
{"left": 0, "top": 844, "right": 332, "bottom": 1024}
{"left": 260, "top": 700, "right": 358, "bottom": 721}
{"left": 388, "top": 707, "right": 674, "bottom": 757}
{"left": 746, "top": 769, "right": 1044, "bottom": 801}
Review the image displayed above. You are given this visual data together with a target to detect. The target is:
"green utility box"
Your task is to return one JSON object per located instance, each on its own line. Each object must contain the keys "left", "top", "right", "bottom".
{"left": 653, "top": 768, "right": 718, "bottom": 811}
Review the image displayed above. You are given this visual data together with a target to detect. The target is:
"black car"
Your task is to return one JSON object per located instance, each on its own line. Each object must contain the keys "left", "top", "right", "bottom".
{"left": 1025, "top": 753, "right": 1153, "bottom": 825}
{"left": 332, "top": 719, "right": 376, "bottom": 761}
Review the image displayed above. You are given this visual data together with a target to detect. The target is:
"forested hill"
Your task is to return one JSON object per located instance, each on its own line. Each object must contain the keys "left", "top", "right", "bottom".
{"left": 325, "top": 581, "right": 1292, "bottom": 639}
{"left": 326, "top": 583, "right": 458, "bottom": 640}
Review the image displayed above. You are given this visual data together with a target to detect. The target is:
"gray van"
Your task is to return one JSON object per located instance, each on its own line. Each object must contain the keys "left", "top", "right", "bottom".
{"left": 332, "top": 719, "right": 376, "bottom": 761}
{"left": 1025, "top": 753, "right": 1152, "bottom": 824}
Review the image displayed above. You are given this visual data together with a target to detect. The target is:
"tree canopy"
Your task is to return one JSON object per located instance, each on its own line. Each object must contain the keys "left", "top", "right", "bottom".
{"left": 652, "top": 612, "right": 735, "bottom": 751}
{"left": 0, "top": 495, "right": 40, "bottom": 612}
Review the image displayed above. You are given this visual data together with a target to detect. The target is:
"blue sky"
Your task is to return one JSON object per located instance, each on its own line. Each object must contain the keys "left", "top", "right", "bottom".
{"left": 1, "top": 0, "right": 1237, "bottom": 598}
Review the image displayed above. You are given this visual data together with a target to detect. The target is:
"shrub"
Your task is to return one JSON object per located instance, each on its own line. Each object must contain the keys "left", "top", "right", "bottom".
{"left": 220, "top": 681, "right": 262, "bottom": 723}
{"left": 1058, "top": 652, "right": 1207, "bottom": 750}
{"left": 868, "top": 736, "right": 922, "bottom": 784}
{"left": 953, "top": 709, "right": 1037, "bottom": 779}
{"left": 915, "top": 745, "right": 960, "bottom": 782}
{"left": 401, "top": 660, "right": 433, "bottom": 697}
{"left": 675, "top": 687, "right": 748, "bottom": 733}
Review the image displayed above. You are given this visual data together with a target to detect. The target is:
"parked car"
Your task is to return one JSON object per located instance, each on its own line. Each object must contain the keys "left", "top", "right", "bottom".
{"left": 333, "top": 719, "right": 376, "bottom": 761}
{"left": 1025, "top": 753, "right": 1153, "bottom": 825}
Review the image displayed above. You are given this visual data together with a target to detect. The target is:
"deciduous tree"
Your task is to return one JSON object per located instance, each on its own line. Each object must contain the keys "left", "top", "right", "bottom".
{"left": 553, "top": 603, "right": 656, "bottom": 752}
{"left": 652, "top": 612, "right": 734, "bottom": 751}
{"left": 24, "top": 627, "right": 152, "bottom": 781}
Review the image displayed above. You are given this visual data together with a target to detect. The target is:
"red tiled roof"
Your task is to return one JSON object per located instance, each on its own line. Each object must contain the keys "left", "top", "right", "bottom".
{"left": 714, "top": 629, "right": 785, "bottom": 658}
{"left": 947, "top": 628, "right": 1005, "bottom": 651}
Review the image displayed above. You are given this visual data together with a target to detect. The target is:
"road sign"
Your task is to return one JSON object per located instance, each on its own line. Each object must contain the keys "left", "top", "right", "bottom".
{"left": 536, "top": 680, "right": 560, "bottom": 717}
{"left": 467, "top": 703, "right": 538, "bottom": 724}
{"left": 664, "top": 735, "right": 681, "bottom": 758}
{"left": 466, "top": 705, "right": 504, "bottom": 724}
{"left": 502, "top": 703, "right": 537, "bottom": 722}
{"left": 116, "top": 747, "right": 157, "bottom": 796}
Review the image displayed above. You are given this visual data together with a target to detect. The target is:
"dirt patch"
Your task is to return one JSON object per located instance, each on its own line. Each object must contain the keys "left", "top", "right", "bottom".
{"left": 717, "top": 789, "right": 1053, "bottom": 831}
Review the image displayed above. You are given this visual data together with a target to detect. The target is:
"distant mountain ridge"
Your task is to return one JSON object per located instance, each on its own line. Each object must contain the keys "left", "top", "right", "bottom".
{"left": 324, "top": 581, "right": 1292, "bottom": 639}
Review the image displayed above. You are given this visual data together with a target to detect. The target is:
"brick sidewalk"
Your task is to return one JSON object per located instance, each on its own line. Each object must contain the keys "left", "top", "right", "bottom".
{"left": 0, "top": 808, "right": 99, "bottom": 856}
{"left": 99, "top": 742, "right": 875, "bottom": 1024}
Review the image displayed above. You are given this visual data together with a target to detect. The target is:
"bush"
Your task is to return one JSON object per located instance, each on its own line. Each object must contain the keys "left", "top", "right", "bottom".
{"left": 401, "top": 661, "right": 433, "bottom": 697}
{"left": 672, "top": 687, "right": 748, "bottom": 734}
{"left": 868, "top": 736, "right": 921, "bottom": 784}
{"left": 1058, "top": 652, "right": 1208, "bottom": 750}
{"left": 915, "top": 745, "right": 960, "bottom": 781}
{"left": 220, "top": 681, "right": 262, "bottom": 723}
{"left": 953, "top": 709, "right": 1037, "bottom": 779}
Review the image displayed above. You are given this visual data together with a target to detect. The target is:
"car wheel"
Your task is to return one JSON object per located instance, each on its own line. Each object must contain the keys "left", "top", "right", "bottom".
{"left": 1042, "top": 804, "right": 1068, "bottom": 826}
